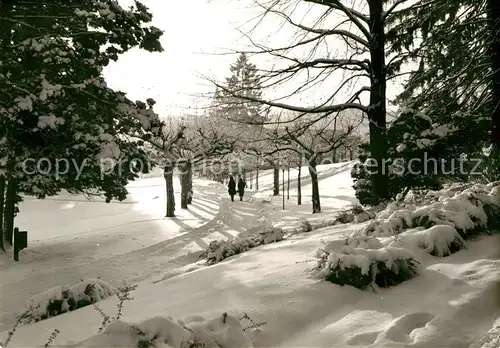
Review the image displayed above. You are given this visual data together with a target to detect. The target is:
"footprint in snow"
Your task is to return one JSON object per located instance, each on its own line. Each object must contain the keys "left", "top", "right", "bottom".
{"left": 374, "top": 312, "right": 436, "bottom": 344}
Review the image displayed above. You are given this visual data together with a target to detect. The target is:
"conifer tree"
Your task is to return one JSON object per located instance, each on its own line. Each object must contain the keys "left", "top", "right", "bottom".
{"left": 352, "top": 0, "right": 499, "bottom": 203}
{"left": 213, "top": 53, "right": 269, "bottom": 185}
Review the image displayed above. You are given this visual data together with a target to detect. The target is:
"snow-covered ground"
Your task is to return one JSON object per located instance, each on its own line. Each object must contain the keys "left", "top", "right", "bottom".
{"left": 3, "top": 226, "right": 500, "bottom": 347}
{"left": 0, "top": 176, "right": 222, "bottom": 332}
{"left": 2, "top": 162, "right": 499, "bottom": 347}
{"left": 0, "top": 163, "right": 354, "bottom": 332}
{"left": 249, "top": 162, "right": 357, "bottom": 229}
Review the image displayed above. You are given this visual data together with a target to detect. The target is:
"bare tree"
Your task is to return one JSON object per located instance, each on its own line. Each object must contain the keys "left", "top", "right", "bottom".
{"left": 145, "top": 120, "right": 186, "bottom": 217}
{"left": 281, "top": 111, "right": 362, "bottom": 213}
{"left": 207, "top": 0, "right": 418, "bottom": 202}
{"left": 176, "top": 115, "right": 238, "bottom": 208}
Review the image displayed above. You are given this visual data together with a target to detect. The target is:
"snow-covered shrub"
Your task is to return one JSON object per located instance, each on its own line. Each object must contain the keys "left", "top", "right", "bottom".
{"left": 75, "top": 312, "right": 254, "bottom": 348}
{"left": 335, "top": 211, "right": 355, "bottom": 224}
{"left": 300, "top": 219, "right": 313, "bottom": 232}
{"left": 260, "top": 227, "right": 284, "bottom": 244}
{"left": 72, "top": 278, "right": 118, "bottom": 308}
{"left": 351, "top": 203, "right": 365, "bottom": 215}
{"left": 306, "top": 218, "right": 337, "bottom": 231}
{"left": 199, "top": 228, "right": 284, "bottom": 265}
{"left": 353, "top": 211, "right": 370, "bottom": 223}
{"left": 23, "top": 285, "right": 75, "bottom": 323}
{"left": 201, "top": 240, "right": 251, "bottom": 265}
{"left": 313, "top": 246, "right": 419, "bottom": 290}
{"left": 287, "top": 217, "right": 343, "bottom": 236}
{"left": 22, "top": 278, "right": 118, "bottom": 323}
{"left": 359, "top": 183, "right": 500, "bottom": 239}
{"left": 344, "top": 235, "right": 385, "bottom": 250}
{"left": 363, "top": 208, "right": 414, "bottom": 236}
{"left": 389, "top": 225, "right": 466, "bottom": 257}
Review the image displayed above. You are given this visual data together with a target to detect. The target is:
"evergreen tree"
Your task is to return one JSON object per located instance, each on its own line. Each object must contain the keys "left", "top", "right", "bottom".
{"left": 220, "top": 53, "right": 264, "bottom": 125}
{"left": 353, "top": 0, "right": 497, "bottom": 204}
{"left": 213, "top": 53, "right": 267, "bottom": 180}
{"left": 0, "top": 0, "right": 163, "bottom": 246}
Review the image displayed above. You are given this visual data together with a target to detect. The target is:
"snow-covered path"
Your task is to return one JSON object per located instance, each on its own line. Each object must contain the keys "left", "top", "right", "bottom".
{"left": 0, "top": 163, "right": 358, "bottom": 334}
{"left": 0, "top": 177, "right": 223, "bottom": 331}
{"left": 0, "top": 174, "right": 291, "bottom": 332}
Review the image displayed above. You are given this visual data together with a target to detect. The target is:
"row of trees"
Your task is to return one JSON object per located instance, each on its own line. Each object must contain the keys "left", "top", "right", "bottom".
{"left": 204, "top": 0, "right": 500, "bottom": 208}
{"left": 199, "top": 52, "right": 362, "bottom": 214}
{"left": 0, "top": 0, "right": 246, "bottom": 245}
{"left": 5, "top": 0, "right": 497, "bottom": 243}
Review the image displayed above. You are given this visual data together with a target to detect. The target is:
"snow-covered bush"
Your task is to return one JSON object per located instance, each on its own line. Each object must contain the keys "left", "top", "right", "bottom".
{"left": 306, "top": 218, "right": 338, "bottom": 230}
{"left": 352, "top": 204, "right": 376, "bottom": 223}
{"left": 335, "top": 210, "right": 355, "bottom": 224}
{"left": 74, "top": 312, "right": 255, "bottom": 348}
{"left": 22, "top": 278, "right": 117, "bottom": 323}
{"left": 300, "top": 219, "right": 313, "bottom": 232}
{"left": 199, "top": 227, "right": 284, "bottom": 265}
{"left": 287, "top": 217, "right": 344, "bottom": 235}
{"left": 312, "top": 245, "right": 419, "bottom": 290}
{"left": 360, "top": 183, "right": 500, "bottom": 239}
{"left": 344, "top": 235, "right": 385, "bottom": 250}
{"left": 389, "top": 225, "right": 466, "bottom": 257}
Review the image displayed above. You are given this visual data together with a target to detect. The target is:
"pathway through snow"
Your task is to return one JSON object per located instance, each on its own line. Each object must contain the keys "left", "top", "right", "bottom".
{"left": 0, "top": 165, "right": 358, "bottom": 334}
{"left": 0, "top": 177, "right": 289, "bottom": 332}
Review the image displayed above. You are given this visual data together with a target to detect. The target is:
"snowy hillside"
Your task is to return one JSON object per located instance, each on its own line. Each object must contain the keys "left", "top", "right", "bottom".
{"left": 1, "top": 162, "right": 499, "bottom": 348}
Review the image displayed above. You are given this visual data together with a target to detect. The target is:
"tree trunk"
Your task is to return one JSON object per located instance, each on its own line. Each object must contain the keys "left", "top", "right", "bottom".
{"left": 186, "top": 161, "right": 193, "bottom": 204}
{"left": 332, "top": 148, "right": 337, "bottom": 163}
{"left": 273, "top": 165, "right": 279, "bottom": 195}
{"left": 489, "top": 0, "right": 500, "bottom": 151}
{"left": 256, "top": 167, "right": 259, "bottom": 190}
{"left": 4, "top": 179, "right": 16, "bottom": 245}
{"left": 368, "top": 0, "right": 388, "bottom": 200}
{"left": 308, "top": 159, "right": 321, "bottom": 213}
{"left": 0, "top": 176, "right": 5, "bottom": 251}
{"left": 249, "top": 171, "right": 253, "bottom": 189}
{"left": 297, "top": 165, "right": 302, "bottom": 205}
{"left": 164, "top": 165, "right": 175, "bottom": 217}
{"left": 349, "top": 149, "right": 354, "bottom": 161}
{"left": 179, "top": 161, "right": 188, "bottom": 209}
{"left": 287, "top": 167, "right": 290, "bottom": 199}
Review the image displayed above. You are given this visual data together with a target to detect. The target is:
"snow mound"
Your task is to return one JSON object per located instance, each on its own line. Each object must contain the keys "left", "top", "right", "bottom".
{"left": 345, "top": 235, "right": 385, "bottom": 250}
{"left": 318, "top": 310, "right": 471, "bottom": 347}
{"left": 312, "top": 246, "right": 419, "bottom": 290}
{"left": 361, "top": 183, "right": 500, "bottom": 238}
{"left": 250, "top": 190, "right": 273, "bottom": 203}
{"left": 74, "top": 313, "right": 253, "bottom": 348}
{"left": 23, "top": 278, "right": 118, "bottom": 323}
{"left": 469, "top": 317, "right": 500, "bottom": 348}
{"left": 389, "top": 224, "right": 467, "bottom": 257}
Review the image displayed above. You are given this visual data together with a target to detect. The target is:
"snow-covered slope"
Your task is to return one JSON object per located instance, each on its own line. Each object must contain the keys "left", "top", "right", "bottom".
{"left": 3, "top": 223, "right": 499, "bottom": 347}
{"left": 2, "top": 162, "right": 499, "bottom": 348}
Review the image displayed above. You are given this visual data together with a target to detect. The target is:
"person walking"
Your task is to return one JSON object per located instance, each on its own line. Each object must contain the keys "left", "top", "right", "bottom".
{"left": 228, "top": 176, "right": 237, "bottom": 202}
{"left": 237, "top": 177, "right": 247, "bottom": 201}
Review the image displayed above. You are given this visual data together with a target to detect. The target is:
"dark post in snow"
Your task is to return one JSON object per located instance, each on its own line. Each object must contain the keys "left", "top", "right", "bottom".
{"left": 282, "top": 167, "right": 285, "bottom": 210}
{"left": 13, "top": 227, "right": 27, "bottom": 261}
{"left": 287, "top": 167, "right": 290, "bottom": 200}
